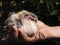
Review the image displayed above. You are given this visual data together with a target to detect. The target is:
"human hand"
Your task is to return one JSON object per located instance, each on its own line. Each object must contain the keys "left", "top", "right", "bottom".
{"left": 9, "top": 25, "right": 40, "bottom": 43}
{"left": 17, "top": 20, "right": 52, "bottom": 42}
{"left": 36, "top": 20, "right": 53, "bottom": 39}
{"left": 9, "top": 20, "right": 52, "bottom": 43}
{"left": 18, "top": 28, "right": 40, "bottom": 42}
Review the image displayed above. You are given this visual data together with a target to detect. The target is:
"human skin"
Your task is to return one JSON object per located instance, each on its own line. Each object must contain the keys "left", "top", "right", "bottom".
{"left": 10, "top": 20, "right": 60, "bottom": 42}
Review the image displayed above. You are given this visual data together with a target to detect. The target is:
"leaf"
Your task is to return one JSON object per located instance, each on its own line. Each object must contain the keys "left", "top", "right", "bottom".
{"left": 12, "top": 2, "right": 17, "bottom": 7}
{"left": 55, "top": 0, "right": 60, "bottom": 5}
{"left": 22, "top": 1, "right": 26, "bottom": 3}
{"left": 29, "top": 0, "right": 36, "bottom": 6}
{"left": 39, "top": 0, "right": 44, "bottom": 4}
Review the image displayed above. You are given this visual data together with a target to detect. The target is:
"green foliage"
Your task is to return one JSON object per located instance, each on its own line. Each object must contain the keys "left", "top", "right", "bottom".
{"left": 12, "top": 2, "right": 17, "bottom": 7}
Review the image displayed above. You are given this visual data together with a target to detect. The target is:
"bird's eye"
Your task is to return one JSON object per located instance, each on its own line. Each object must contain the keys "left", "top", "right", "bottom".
{"left": 24, "top": 14, "right": 29, "bottom": 18}
{"left": 25, "top": 14, "right": 29, "bottom": 17}
{"left": 31, "top": 15, "right": 35, "bottom": 18}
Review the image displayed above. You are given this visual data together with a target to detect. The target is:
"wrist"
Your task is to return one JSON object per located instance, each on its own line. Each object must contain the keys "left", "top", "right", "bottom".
{"left": 45, "top": 26, "right": 55, "bottom": 38}
{"left": 49, "top": 26, "right": 60, "bottom": 38}
{"left": 39, "top": 26, "right": 54, "bottom": 39}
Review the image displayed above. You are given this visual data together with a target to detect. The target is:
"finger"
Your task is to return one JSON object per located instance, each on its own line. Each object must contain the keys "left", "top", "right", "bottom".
{"left": 39, "top": 30, "right": 45, "bottom": 40}
{"left": 11, "top": 25, "right": 18, "bottom": 38}
{"left": 18, "top": 28, "right": 28, "bottom": 37}
{"left": 7, "top": 25, "right": 19, "bottom": 42}
{"left": 34, "top": 33, "right": 40, "bottom": 40}
{"left": 11, "top": 25, "right": 17, "bottom": 31}
{"left": 37, "top": 31, "right": 43, "bottom": 39}
{"left": 18, "top": 29, "right": 37, "bottom": 42}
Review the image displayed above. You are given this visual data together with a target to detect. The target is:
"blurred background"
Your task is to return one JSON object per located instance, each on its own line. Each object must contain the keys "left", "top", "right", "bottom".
{"left": 0, "top": 0, "right": 60, "bottom": 45}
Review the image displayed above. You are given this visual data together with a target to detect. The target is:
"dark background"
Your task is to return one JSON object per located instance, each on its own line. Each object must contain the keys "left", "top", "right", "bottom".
{"left": 0, "top": 0, "right": 60, "bottom": 45}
